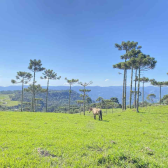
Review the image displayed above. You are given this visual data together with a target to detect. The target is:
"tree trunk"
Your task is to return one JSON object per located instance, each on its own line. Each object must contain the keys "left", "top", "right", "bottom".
{"left": 130, "top": 67, "right": 133, "bottom": 108}
{"left": 143, "top": 82, "right": 144, "bottom": 107}
{"left": 46, "top": 79, "right": 49, "bottom": 112}
{"left": 69, "top": 84, "right": 71, "bottom": 113}
{"left": 124, "top": 49, "right": 128, "bottom": 110}
{"left": 31, "top": 97, "right": 33, "bottom": 111}
{"left": 34, "top": 99, "right": 37, "bottom": 111}
{"left": 125, "top": 70, "right": 127, "bottom": 110}
{"left": 134, "top": 69, "right": 137, "bottom": 108}
{"left": 122, "top": 70, "right": 125, "bottom": 110}
{"left": 21, "top": 82, "right": 23, "bottom": 112}
{"left": 84, "top": 86, "right": 86, "bottom": 115}
{"left": 160, "top": 85, "right": 161, "bottom": 105}
{"left": 80, "top": 104, "right": 81, "bottom": 115}
{"left": 33, "top": 71, "right": 36, "bottom": 112}
{"left": 136, "top": 68, "right": 140, "bottom": 112}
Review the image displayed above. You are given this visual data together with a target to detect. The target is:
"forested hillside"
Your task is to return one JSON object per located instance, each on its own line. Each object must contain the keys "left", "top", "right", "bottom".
{"left": 1, "top": 86, "right": 168, "bottom": 104}
{"left": 0, "top": 90, "right": 82, "bottom": 112}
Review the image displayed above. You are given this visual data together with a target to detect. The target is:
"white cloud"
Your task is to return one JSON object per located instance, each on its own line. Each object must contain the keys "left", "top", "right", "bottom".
{"left": 105, "top": 79, "right": 109, "bottom": 82}
{"left": 64, "top": 82, "right": 69, "bottom": 86}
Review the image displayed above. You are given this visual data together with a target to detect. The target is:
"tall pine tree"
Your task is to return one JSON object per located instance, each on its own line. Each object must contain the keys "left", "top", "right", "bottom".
{"left": 114, "top": 41, "right": 141, "bottom": 110}
{"left": 79, "top": 81, "right": 92, "bottom": 115}
{"left": 11, "top": 72, "right": 32, "bottom": 111}
{"left": 41, "top": 69, "right": 61, "bottom": 112}
{"left": 28, "top": 59, "right": 45, "bottom": 112}
{"left": 65, "top": 78, "right": 79, "bottom": 113}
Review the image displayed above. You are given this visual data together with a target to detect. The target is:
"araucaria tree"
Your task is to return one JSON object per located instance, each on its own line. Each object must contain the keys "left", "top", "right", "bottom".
{"left": 110, "top": 97, "right": 119, "bottom": 104}
{"left": 76, "top": 100, "right": 84, "bottom": 114}
{"left": 150, "top": 79, "right": 168, "bottom": 105}
{"left": 28, "top": 59, "right": 45, "bottom": 112}
{"left": 11, "top": 71, "right": 32, "bottom": 112}
{"left": 113, "top": 62, "right": 131, "bottom": 110}
{"left": 96, "top": 97, "right": 103, "bottom": 107}
{"left": 132, "top": 75, "right": 139, "bottom": 108}
{"left": 147, "top": 94, "right": 156, "bottom": 104}
{"left": 41, "top": 69, "right": 61, "bottom": 112}
{"left": 65, "top": 78, "right": 79, "bottom": 113}
{"left": 110, "top": 97, "right": 119, "bottom": 113}
{"left": 79, "top": 81, "right": 92, "bottom": 115}
{"left": 140, "top": 77, "right": 149, "bottom": 107}
{"left": 24, "top": 84, "right": 46, "bottom": 112}
{"left": 114, "top": 41, "right": 141, "bottom": 110}
{"left": 128, "top": 54, "right": 157, "bottom": 112}
{"left": 86, "top": 97, "right": 92, "bottom": 110}
{"left": 126, "top": 48, "right": 141, "bottom": 108}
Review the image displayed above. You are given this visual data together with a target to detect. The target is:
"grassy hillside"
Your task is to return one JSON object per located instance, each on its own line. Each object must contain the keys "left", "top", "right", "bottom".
{"left": 0, "top": 94, "right": 20, "bottom": 107}
{"left": 0, "top": 106, "right": 167, "bottom": 167}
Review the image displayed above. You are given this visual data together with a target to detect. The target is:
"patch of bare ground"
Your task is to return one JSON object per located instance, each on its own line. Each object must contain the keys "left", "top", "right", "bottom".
{"left": 37, "top": 148, "right": 57, "bottom": 157}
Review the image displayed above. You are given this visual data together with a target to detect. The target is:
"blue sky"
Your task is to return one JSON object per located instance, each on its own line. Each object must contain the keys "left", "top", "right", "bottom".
{"left": 0, "top": 0, "right": 168, "bottom": 86}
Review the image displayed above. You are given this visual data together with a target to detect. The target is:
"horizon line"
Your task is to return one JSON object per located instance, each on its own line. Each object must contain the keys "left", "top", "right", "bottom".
{"left": 0, "top": 85, "right": 162, "bottom": 88}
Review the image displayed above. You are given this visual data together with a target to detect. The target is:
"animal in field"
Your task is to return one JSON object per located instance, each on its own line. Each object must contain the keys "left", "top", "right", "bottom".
{"left": 89, "top": 107, "right": 102, "bottom": 120}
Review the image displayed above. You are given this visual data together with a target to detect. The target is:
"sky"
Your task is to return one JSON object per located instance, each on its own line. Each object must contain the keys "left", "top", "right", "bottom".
{"left": 0, "top": 0, "right": 168, "bottom": 87}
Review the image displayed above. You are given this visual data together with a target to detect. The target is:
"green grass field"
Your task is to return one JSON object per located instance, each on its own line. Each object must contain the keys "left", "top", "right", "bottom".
{"left": 0, "top": 106, "right": 167, "bottom": 167}
{"left": 0, "top": 94, "right": 20, "bottom": 107}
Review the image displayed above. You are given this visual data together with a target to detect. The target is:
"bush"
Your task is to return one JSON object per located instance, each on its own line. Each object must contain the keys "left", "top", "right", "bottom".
{"left": 74, "top": 109, "right": 79, "bottom": 113}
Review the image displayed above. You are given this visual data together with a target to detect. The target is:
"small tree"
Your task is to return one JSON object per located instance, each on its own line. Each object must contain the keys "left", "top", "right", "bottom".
{"left": 110, "top": 97, "right": 119, "bottom": 104}
{"left": 161, "top": 95, "right": 168, "bottom": 105}
{"left": 41, "top": 69, "right": 61, "bottom": 112}
{"left": 103, "top": 99, "right": 117, "bottom": 113}
{"left": 11, "top": 71, "right": 32, "bottom": 111}
{"left": 139, "top": 77, "right": 149, "bottom": 107}
{"left": 65, "top": 78, "right": 79, "bottom": 113}
{"left": 35, "top": 98, "right": 43, "bottom": 112}
{"left": 28, "top": 59, "right": 45, "bottom": 112}
{"left": 79, "top": 81, "right": 92, "bottom": 115}
{"left": 76, "top": 100, "right": 84, "bottom": 114}
{"left": 147, "top": 94, "right": 156, "bottom": 104}
{"left": 150, "top": 79, "right": 168, "bottom": 105}
{"left": 86, "top": 97, "right": 92, "bottom": 110}
{"left": 110, "top": 97, "right": 119, "bottom": 112}
{"left": 24, "top": 84, "right": 46, "bottom": 112}
{"left": 96, "top": 97, "right": 103, "bottom": 107}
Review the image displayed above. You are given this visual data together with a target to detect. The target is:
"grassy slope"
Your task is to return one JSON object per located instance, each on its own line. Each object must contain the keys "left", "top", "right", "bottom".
{"left": 0, "top": 106, "right": 167, "bottom": 168}
{"left": 0, "top": 94, "right": 20, "bottom": 107}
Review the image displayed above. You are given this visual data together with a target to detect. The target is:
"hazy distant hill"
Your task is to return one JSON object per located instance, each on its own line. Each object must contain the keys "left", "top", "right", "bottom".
{"left": 1, "top": 86, "right": 168, "bottom": 104}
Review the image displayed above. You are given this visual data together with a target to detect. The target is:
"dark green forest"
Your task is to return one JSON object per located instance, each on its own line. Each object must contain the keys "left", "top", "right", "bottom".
{"left": 0, "top": 90, "right": 122, "bottom": 113}
{"left": 0, "top": 90, "right": 82, "bottom": 112}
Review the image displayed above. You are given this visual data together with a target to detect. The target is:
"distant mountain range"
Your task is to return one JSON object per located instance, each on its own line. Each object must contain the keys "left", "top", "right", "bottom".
{"left": 0, "top": 86, "right": 168, "bottom": 104}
